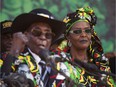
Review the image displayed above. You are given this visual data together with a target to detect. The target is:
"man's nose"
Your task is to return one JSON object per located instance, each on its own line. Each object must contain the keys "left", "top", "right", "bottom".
{"left": 39, "top": 34, "right": 47, "bottom": 39}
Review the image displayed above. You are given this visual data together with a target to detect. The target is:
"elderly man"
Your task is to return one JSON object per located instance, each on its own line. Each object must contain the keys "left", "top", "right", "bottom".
{"left": 1, "top": 8, "right": 66, "bottom": 87}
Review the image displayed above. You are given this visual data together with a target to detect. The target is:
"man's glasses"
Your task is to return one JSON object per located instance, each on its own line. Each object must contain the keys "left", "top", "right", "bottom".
{"left": 30, "top": 29, "right": 55, "bottom": 39}
{"left": 69, "top": 29, "right": 92, "bottom": 35}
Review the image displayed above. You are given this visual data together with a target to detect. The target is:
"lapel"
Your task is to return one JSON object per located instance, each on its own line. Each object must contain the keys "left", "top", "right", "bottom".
{"left": 18, "top": 47, "right": 39, "bottom": 73}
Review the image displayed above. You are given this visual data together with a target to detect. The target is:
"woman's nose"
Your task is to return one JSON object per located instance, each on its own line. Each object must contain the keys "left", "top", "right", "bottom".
{"left": 80, "top": 30, "right": 87, "bottom": 36}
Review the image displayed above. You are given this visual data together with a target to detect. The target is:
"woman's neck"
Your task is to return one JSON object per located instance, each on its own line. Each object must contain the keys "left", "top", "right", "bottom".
{"left": 70, "top": 46, "right": 88, "bottom": 62}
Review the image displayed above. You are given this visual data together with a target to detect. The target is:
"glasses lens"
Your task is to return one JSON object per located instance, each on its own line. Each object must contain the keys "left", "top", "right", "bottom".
{"left": 31, "top": 29, "right": 41, "bottom": 37}
{"left": 73, "top": 30, "right": 82, "bottom": 34}
{"left": 85, "top": 29, "right": 91, "bottom": 34}
{"left": 46, "top": 33, "right": 55, "bottom": 39}
{"left": 70, "top": 29, "right": 91, "bottom": 35}
{"left": 31, "top": 29, "right": 55, "bottom": 39}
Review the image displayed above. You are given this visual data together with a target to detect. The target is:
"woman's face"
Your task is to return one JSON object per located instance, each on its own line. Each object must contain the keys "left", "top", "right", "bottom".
{"left": 67, "top": 21, "right": 92, "bottom": 50}
{"left": 25, "top": 22, "right": 54, "bottom": 55}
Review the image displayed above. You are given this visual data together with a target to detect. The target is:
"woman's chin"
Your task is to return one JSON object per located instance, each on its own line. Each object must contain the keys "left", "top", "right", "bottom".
{"left": 79, "top": 45, "right": 89, "bottom": 50}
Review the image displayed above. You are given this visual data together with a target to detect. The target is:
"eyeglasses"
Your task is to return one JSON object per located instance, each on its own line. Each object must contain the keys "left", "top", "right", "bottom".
{"left": 30, "top": 29, "right": 55, "bottom": 39}
{"left": 69, "top": 29, "right": 92, "bottom": 35}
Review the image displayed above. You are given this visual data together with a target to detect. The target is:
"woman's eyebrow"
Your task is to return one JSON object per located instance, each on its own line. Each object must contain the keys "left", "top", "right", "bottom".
{"left": 73, "top": 26, "right": 90, "bottom": 29}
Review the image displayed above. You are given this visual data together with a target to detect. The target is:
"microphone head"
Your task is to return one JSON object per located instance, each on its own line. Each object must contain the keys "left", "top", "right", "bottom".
{"left": 74, "top": 58, "right": 98, "bottom": 72}
{"left": 87, "top": 63, "right": 98, "bottom": 72}
{"left": 38, "top": 49, "right": 50, "bottom": 61}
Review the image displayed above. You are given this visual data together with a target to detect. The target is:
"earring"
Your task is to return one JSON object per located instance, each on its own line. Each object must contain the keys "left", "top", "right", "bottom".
{"left": 90, "top": 40, "right": 92, "bottom": 45}
{"left": 68, "top": 40, "right": 72, "bottom": 47}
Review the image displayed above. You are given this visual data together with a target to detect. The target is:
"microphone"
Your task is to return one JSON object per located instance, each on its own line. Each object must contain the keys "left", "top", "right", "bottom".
{"left": 38, "top": 49, "right": 101, "bottom": 76}
{"left": 74, "top": 58, "right": 116, "bottom": 78}
{"left": 38, "top": 48, "right": 50, "bottom": 62}
{"left": 39, "top": 49, "right": 116, "bottom": 78}
{"left": 72, "top": 59, "right": 111, "bottom": 86}
{"left": 3, "top": 73, "right": 34, "bottom": 87}
{"left": 38, "top": 49, "right": 66, "bottom": 63}
{"left": 39, "top": 49, "right": 99, "bottom": 74}
{"left": 74, "top": 59, "right": 99, "bottom": 72}
{"left": 38, "top": 49, "right": 115, "bottom": 86}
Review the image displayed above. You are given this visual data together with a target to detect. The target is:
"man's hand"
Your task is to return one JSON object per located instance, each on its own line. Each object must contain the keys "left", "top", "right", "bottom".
{"left": 9, "top": 32, "right": 28, "bottom": 57}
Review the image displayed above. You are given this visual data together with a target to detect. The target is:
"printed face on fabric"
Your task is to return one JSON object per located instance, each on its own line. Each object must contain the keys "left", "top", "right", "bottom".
{"left": 67, "top": 21, "right": 92, "bottom": 50}
{"left": 1, "top": 20, "right": 13, "bottom": 52}
{"left": 25, "top": 22, "right": 54, "bottom": 55}
{"left": 2, "top": 34, "right": 13, "bottom": 52}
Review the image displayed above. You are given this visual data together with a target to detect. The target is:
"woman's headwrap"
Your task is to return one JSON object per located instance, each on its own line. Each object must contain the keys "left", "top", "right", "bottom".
{"left": 63, "top": 6, "right": 97, "bottom": 35}
{"left": 57, "top": 7, "right": 105, "bottom": 66}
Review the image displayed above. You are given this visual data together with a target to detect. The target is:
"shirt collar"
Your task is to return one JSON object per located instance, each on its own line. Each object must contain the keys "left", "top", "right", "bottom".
{"left": 28, "top": 48, "right": 41, "bottom": 64}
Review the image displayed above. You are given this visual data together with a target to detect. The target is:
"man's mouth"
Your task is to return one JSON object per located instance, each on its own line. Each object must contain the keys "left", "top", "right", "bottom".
{"left": 38, "top": 44, "right": 46, "bottom": 49}
{"left": 38, "top": 41, "right": 47, "bottom": 49}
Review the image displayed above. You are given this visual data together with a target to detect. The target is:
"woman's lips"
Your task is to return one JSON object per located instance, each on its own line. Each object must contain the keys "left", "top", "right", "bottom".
{"left": 79, "top": 40, "right": 88, "bottom": 43}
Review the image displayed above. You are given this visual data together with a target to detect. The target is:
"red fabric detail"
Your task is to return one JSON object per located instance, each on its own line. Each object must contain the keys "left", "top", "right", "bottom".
{"left": 57, "top": 48, "right": 62, "bottom": 52}
{"left": 2, "top": 53, "right": 8, "bottom": 60}
{"left": 50, "top": 75, "right": 57, "bottom": 79}
{"left": 94, "top": 53, "right": 99, "bottom": 58}
{"left": 56, "top": 80, "right": 63, "bottom": 87}
{"left": 96, "top": 62, "right": 100, "bottom": 66}
{"left": 92, "top": 84, "right": 96, "bottom": 87}
{"left": 32, "top": 72, "right": 36, "bottom": 76}
{"left": 71, "top": 57, "right": 74, "bottom": 61}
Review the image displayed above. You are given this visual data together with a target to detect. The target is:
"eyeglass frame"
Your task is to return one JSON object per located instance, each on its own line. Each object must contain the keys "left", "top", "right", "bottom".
{"left": 29, "top": 29, "right": 55, "bottom": 39}
{"left": 69, "top": 28, "right": 92, "bottom": 35}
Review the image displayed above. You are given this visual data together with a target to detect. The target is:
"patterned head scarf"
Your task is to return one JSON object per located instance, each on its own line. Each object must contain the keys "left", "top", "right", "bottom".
{"left": 63, "top": 6, "right": 97, "bottom": 35}
{"left": 58, "top": 7, "right": 104, "bottom": 66}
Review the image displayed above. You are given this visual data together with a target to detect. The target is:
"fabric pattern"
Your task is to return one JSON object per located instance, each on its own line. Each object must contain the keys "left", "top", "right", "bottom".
{"left": 1, "top": 47, "right": 51, "bottom": 87}
{"left": 49, "top": 50, "right": 115, "bottom": 87}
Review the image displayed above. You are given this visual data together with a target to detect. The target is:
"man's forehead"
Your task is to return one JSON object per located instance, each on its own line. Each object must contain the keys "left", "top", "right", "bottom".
{"left": 31, "top": 22, "right": 51, "bottom": 27}
{"left": 28, "top": 22, "right": 52, "bottom": 31}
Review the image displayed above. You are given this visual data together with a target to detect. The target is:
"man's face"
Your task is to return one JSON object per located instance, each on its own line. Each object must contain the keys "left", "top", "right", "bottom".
{"left": 25, "top": 22, "right": 54, "bottom": 55}
{"left": 1, "top": 34, "right": 13, "bottom": 52}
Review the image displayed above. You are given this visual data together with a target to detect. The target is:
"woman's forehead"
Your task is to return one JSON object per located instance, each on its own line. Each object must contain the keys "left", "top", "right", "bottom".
{"left": 71, "top": 21, "right": 90, "bottom": 29}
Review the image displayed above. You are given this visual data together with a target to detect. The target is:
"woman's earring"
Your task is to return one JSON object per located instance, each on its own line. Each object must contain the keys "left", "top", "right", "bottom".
{"left": 68, "top": 40, "right": 72, "bottom": 47}
{"left": 90, "top": 40, "right": 92, "bottom": 45}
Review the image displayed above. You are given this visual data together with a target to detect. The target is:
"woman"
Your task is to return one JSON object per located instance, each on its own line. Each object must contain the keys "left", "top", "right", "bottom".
{"left": 49, "top": 6, "right": 115, "bottom": 87}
